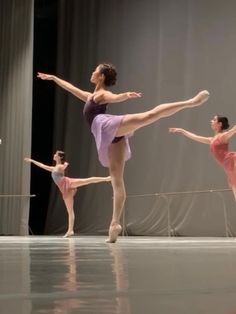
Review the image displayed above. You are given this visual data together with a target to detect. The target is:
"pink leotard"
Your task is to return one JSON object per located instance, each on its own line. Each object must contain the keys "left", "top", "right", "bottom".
{"left": 51, "top": 171, "right": 76, "bottom": 199}
{"left": 210, "top": 137, "right": 236, "bottom": 187}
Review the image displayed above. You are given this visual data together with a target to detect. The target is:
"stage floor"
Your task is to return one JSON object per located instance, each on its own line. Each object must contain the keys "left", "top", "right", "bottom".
{"left": 1, "top": 236, "right": 236, "bottom": 314}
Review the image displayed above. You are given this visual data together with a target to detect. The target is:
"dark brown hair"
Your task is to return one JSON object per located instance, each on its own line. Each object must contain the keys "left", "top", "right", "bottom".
{"left": 57, "top": 150, "right": 65, "bottom": 164}
{"left": 99, "top": 63, "right": 117, "bottom": 86}
{"left": 217, "top": 115, "right": 229, "bottom": 130}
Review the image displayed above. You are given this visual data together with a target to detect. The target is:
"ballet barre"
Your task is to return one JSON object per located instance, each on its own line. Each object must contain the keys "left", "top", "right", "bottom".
{"left": 0, "top": 194, "right": 36, "bottom": 198}
{"left": 123, "top": 188, "right": 233, "bottom": 237}
{"left": 126, "top": 188, "right": 232, "bottom": 198}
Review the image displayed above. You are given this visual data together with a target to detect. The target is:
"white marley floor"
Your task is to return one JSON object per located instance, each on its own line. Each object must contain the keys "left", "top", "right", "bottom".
{"left": 1, "top": 236, "right": 236, "bottom": 314}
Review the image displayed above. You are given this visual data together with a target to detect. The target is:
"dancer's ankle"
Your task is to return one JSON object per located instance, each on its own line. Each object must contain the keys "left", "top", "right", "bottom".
{"left": 63, "top": 230, "right": 74, "bottom": 238}
{"left": 110, "top": 221, "right": 120, "bottom": 227}
{"left": 106, "top": 224, "right": 122, "bottom": 243}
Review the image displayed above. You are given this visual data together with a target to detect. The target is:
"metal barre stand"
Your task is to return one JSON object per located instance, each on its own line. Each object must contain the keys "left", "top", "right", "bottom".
{"left": 122, "top": 188, "right": 232, "bottom": 237}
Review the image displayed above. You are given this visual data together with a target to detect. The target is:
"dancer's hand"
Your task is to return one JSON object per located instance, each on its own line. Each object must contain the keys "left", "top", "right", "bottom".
{"left": 37, "top": 72, "right": 55, "bottom": 80}
{"left": 127, "top": 92, "right": 142, "bottom": 99}
{"left": 106, "top": 176, "right": 112, "bottom": 182}
{"left": 24, "top": 157, "right": 32, "bottom": 163}
{"left": 169, "top": 128, "right": 183, "bottom": 133}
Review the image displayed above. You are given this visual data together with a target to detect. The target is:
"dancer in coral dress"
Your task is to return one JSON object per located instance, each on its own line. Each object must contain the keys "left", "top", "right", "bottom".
{"left": 170, "top": 115, "right": 236, "bottom": 198}
{"left": 38, "top": 63, "right": 209, "bottom": 242}
{"left": 25, "top": 151, "right": 111, "bottom": 237}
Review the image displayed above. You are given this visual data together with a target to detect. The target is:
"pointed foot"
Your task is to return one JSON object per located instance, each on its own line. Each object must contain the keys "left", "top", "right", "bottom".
{"left": 190, "top": 90, "right": 210, "bottom": 107}
{"left": 63, "top": 231, "right": 74, "bottom": 238}
{"left": 105, "top": 224, "right": 122, "bottom": 243}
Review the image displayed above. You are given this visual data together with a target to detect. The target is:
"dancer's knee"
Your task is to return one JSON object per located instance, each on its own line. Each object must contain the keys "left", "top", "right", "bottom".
{"left": 139, "top": 110, "right": 159, "bottom": 126}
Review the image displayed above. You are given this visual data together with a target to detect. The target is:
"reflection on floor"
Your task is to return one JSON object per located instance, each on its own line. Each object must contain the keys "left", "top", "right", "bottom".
{"left": 1, "top": 236, "right": 236, "bottom": 314}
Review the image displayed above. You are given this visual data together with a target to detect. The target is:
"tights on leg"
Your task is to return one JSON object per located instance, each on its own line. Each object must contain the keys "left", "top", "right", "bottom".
{"left": 232, "top": 187, "right": 236, "bottom": 201}
{"left": 63, "top": 193, "right": 75, "bottom": 237}
{"left": 107, "top": 139, "right": 126, "bottom": 242}
{"left": 116, "top": 91, "right": 209, "bottom": 137}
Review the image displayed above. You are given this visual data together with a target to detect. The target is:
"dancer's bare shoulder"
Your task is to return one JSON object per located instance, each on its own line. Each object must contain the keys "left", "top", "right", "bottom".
{"left": 93, "top": 91, "right": 112, "bottom": 104}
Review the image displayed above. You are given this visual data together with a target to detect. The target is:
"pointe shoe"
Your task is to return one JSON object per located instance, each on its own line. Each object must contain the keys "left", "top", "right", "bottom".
{"left": 105, "top": 224, "right": 122, "bottom": 243}
{"left": 191, "top": 90, "right": 210, "bottom": 106}
{"left": 63, "top": 230, "right": 74, "bottom": 238}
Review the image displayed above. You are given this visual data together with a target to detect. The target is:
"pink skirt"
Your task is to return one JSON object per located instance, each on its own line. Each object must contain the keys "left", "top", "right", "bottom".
{"left": 223, "top": 152, "right": 236, "bottom": 187}
{"left": 91, "top": 114, "right": 133, "bottom": 167}
{"left": 57, "top": 177, "right": 77, "bottom": 199}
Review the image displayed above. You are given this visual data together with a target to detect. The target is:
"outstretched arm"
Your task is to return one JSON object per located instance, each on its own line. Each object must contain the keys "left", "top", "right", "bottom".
{"left": 169, "top": 128, "right": 211, "bottom": 144}
{"left": 94, "top": 91, "right": 142, "bottom": 104}
{"left": 37, "top": 73, "right": 92, "bottom": 102}
{"left": 220, "top": 125, "right": 236, "bottom": 143}
{"left": 24, "top": 157, "right": 54, "bottom": 172}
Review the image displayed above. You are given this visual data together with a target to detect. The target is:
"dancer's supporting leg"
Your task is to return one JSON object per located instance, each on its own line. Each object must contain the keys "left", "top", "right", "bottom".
{"left": 63, "top": 176, "right": 111, "bottom": 238}
{"left": 106, "top": 139, "right": 126, "bottom": 243}
{"left": 63, "top": 191, "right": 76, "bottom": 238}
{"left": 232, "top": 186, "right": 236, "bottom": 201}
{"left": 106, "top": 90, "right": 209, "bottom": 243}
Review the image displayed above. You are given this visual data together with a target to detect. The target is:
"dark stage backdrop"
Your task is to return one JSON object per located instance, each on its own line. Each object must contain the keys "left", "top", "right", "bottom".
{"left": 30, "top": 0, "right": 58, "bottom": 234}
{"left": 36, "top": 0, "right": 236, "bottom": 236}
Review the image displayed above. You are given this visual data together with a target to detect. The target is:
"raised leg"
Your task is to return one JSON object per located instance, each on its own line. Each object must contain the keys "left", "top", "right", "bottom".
{"left": 69, "top": 176, "right": 111, "bottom": 189}
{"left": 116, "top": 90, "right": 209, "bottom": 137}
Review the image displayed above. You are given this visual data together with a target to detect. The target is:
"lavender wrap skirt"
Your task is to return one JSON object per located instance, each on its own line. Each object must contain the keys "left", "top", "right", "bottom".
{"left": 91, "top": 114, "right": 132, "bottom": 167}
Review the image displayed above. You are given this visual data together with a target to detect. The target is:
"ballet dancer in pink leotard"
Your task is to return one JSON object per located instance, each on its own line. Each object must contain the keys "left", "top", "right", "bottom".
{"left": 25, "top": 151, "right": 111, "bottom": 237}
{"left": 170, "top": 115, "right": 236, "bottom": 199}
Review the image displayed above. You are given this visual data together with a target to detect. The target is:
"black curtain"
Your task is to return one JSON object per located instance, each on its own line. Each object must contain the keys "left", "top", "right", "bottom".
{"left": 29, "top": 0, "right": 58, "bottom": 234}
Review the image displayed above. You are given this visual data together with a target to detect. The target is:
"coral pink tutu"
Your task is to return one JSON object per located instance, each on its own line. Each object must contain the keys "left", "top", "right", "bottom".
{"left": 210, "top": 137, "right": 236, "bottom": 187}
{"left": 57, "top": 177, "right": 77, "bottom": 199}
